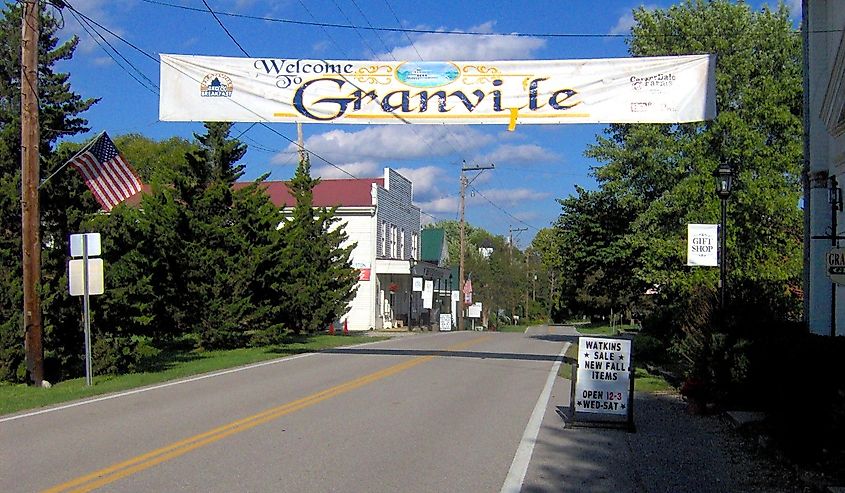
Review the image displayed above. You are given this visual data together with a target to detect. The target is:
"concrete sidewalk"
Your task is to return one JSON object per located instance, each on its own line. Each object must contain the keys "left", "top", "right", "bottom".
{"left": 522, "top": 379, "right": 805, "bottom": 492}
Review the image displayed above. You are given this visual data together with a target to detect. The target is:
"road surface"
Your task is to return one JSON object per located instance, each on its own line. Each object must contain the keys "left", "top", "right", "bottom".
{"left": 2, "top": 327, "right": 573, "bottom": 492}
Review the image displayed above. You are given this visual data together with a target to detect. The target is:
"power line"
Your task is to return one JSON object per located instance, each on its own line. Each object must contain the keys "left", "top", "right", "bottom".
{"left": 135, "top": 0, "right": 819, "bottom": 38}
{"left": 201, "top": 0, "right": 250, "bottom": 57}
{"left": 469, "top": 185, "right": 540, "bottom": 232}
{"left": 58, "top": 1, "right": 512, "bottom": 225}
{"left": 65, "top": 5, "right": 158, "bottom": 93}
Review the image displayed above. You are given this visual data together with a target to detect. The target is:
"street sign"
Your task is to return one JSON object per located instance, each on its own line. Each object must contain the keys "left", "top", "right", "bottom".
{"left": 467, "top": 302, "right": 482, "bottom": 318}
{"left": 827, "top": 248, "right": 845, "bottom": 285}
{"left": 70, "top": 233, "right": 101, "bottom": 257}
{"left": 574, "top": 337, "right": 633, "bottom": 416}
{"left": 68, "top": 232, "right": 104, "bottom": 387}
{"left": 68, "top": 259, "right": 105, "bottom": 296}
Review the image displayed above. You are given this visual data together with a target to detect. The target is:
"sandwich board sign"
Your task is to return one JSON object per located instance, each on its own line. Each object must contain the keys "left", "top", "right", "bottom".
{"left": 567, "top": 336, "right": 635, "bottom": 430}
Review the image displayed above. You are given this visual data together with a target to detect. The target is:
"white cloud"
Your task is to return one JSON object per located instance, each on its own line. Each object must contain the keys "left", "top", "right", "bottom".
{"left": 472, "top": 187, "right": 551, "bottom": 206}
{"left": 378, "top": 21, "right": 545, "bottom": 61}
{"left": 609, "top": 5, "right": 659, "bottom": 36}
{"left": 416, "top": 195, "right": 460, "bottom": 214}
{"left": 609, "top": 12, "right": 636, "bottom": 35}
{"left": 280, "top": 125, "right": 493, "bottom": 164}
{"left": 473, "top": 144, "right": 558, "bottom": 165}
{"left": 394, "top": 165, "right": 449, "bottom": 198}
{"left": 312, "top": 160, "right": 379, "bottom": 179}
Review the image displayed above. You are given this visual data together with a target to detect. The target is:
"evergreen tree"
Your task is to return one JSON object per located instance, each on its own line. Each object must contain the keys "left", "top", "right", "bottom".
{"left": 278, "top": 155, "right": 357, "bottom": 334}
{"left": 174, "top": 123, "right": 267, "bottom": 348}
{"left": 0, "top": 3, "right": 96, "bottom": 381}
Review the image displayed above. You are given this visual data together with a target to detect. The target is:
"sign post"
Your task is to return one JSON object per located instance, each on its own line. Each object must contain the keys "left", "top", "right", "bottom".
{"left": 68, "top": 233, "right": 104, "bottom": 386}
{"left": 565, "top": 336, "right": 635, "bottom": 431}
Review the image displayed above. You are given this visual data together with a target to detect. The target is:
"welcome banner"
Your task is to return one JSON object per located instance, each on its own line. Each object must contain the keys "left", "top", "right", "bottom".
{"left": 160, "top": 54, "right": 715, "bottom": 126}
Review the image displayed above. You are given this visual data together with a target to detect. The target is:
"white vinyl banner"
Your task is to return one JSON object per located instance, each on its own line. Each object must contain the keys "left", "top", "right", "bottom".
{"left": 160, "top": 54, "right": 716, "bottom": 125}
{"left": 687, "top": 224, "right": 719, "bottom": 267}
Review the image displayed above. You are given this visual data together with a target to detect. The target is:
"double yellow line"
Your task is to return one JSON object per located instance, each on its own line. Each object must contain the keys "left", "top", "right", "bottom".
{"left": 43, "top": 335, "right": 490, "bottom": 493}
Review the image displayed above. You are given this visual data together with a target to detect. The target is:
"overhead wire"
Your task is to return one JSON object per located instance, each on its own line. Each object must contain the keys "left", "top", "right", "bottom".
{"left": 200, "top": 0, "right": 250, "bottom": 57}
{"left": 59, "top": 0, "right": 531, "bottom": 227}
{"left": 136, "top": 0, "right": 819, "bottom": 38}
{"left": 469, "top": 185, "right": 540, "bottom": 232}
{"left": 65, "top": 6, "right": 158, "bottom": 94}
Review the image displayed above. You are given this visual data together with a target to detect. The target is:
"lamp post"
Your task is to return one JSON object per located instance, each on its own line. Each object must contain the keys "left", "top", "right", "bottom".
{"left": 714, "top": 162, "right": 733, "bottom": 311}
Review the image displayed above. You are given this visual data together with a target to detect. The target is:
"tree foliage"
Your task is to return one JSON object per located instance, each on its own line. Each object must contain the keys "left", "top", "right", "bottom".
{"left": 545, "top": 1, "right": 803, "bottom": 392}
{"left": 277, "top": 155, "right": 358, "bottom": 334}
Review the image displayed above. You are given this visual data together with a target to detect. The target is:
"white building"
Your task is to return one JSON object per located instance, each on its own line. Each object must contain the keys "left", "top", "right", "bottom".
{"left": 804, "top": 1, "right": 845, "bottom": 336}
{"left": 256, "top": 168, "right": 420, "bottom": 331}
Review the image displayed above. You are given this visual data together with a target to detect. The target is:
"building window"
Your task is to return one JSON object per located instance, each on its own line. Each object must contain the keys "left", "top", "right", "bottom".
{"left": 381, "top": 221, "right": 387, "bottom": 257}
{"left": 390, "top": 225, "right": 398, "bottom": 258}
{"left": 399, "top": 228, "right": 405, "bottom": 260}
{"left": 411, "top": 232, "right": 419, "bottom": 260}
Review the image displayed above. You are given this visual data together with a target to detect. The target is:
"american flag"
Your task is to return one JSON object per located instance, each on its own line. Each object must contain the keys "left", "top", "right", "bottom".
{"left": 69, "top": 132, "right": 142, "bottom": 212}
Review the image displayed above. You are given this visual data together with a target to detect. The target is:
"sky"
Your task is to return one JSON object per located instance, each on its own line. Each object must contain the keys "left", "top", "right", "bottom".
{"left": 49, "top": 0, "right": 801, "bottom": 248}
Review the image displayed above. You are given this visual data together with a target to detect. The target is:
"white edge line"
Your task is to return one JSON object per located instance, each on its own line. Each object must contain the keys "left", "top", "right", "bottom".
{"left": 500, "top": 341, "right": 570, "bottom": 493}
{"left": 0, "top": 334, "right": 412, "bottom": 424}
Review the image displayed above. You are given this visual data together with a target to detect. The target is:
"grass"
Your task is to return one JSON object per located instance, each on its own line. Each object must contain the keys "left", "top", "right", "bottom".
{"left": 0, "top": 334, "right": 385, "bottom": 417}
{"left": 557, "top": 342, "right": 673, "bottom": 393}
{"left": 575, "top": 322, "right": 639, "bottom": 337}
{"left": 496, "top": 324, "right": 529, "bottom": 333}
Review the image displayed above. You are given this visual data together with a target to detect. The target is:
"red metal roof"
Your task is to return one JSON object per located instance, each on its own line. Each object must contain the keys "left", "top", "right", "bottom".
{"left": 235, "top": 178, "right": 383, "bottom": 208}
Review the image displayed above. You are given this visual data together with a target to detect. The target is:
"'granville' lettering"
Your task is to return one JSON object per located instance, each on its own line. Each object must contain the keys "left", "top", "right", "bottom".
{"left": 291, "top": 76, "right": 581, "bottom": 120}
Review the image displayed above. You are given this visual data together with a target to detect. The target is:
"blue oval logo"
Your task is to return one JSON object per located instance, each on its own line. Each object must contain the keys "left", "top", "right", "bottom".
{"left": 395, "top": 62, "right": 460, "bottom": 88}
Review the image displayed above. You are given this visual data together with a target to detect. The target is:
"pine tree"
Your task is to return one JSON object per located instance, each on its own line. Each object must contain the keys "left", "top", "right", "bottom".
{"left": 277, "top": 155, "right": 358, "bottom": 334}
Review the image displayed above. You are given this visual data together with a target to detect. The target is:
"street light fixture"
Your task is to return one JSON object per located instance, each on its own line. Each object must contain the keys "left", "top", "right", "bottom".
{"left": 714, "top": 162, "right": 733, "bottom": 310}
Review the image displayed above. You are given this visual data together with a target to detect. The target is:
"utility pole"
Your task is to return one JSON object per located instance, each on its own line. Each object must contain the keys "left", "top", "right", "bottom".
{"left": 296, "top": 122, "right": 307, "bottom": 164}
{"left": 21, "top": 0, "right": 43, "bottom": 386}
{"left": 508, "top": 226, "right": 527, "bottom": 258}
{"left": 459, "top": 160, "right": 493, "bottom": 331}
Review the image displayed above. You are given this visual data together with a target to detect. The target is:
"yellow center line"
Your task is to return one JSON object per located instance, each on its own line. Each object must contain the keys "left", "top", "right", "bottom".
{"left": 43, "top": 335, "right": 491, "bottom": 493}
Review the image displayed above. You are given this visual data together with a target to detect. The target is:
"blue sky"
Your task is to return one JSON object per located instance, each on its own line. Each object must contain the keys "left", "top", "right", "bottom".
{"left": 53, "top": 0, "right": 801, "bottom": 247}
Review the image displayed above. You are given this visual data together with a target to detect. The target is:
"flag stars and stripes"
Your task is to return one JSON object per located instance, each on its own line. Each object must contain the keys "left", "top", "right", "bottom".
{"left": 69, "top": 132, "right": 142, "bottom": 212}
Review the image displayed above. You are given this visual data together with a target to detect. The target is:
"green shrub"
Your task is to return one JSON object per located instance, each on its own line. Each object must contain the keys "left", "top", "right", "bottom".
{"left": 92, "top": 334, "right": 160, "bottom": 375}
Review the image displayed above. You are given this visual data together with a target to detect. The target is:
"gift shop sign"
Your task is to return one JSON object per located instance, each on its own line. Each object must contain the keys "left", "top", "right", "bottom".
{"left": 574, "top": 337, "right": 632, "bottom": 416}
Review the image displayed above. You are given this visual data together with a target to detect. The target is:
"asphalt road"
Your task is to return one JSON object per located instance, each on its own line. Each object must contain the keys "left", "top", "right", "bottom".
{"left": 1, "top": 327, "right": 572, "bottom": 493}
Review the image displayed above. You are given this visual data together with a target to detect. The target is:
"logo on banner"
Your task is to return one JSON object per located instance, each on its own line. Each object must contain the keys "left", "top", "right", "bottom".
{"left": 201, "top": 74, "right": 233, "bottom": 97}
{"left": 396, "top": 62, "right": 460, "bottom": 88}
{"left": 630, "top": 73, "right": 676, "bottom": 91}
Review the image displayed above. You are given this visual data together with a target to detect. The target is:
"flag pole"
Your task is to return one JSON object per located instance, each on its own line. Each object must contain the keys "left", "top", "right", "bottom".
{"left": 38, "top": 131, "right": 103, "bottom": 190}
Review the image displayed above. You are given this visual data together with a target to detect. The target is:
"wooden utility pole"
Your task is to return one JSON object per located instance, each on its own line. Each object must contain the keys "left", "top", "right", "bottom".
{"left": 458, "top": 161, "right": 493, "bottom": 331}
{"left": 459, "top": 172, "right": 467, "bottom": 332}
{"left": 508, "top": 226, "right": 527, "bottom": 258}
{"left": 21, "top": 0, "right": 43, "bottom": 386}
{"left": 296, "top": 122, "right": 306, "bottom": 164}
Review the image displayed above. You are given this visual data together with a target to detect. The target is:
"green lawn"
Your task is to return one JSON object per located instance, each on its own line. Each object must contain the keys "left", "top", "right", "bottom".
{"left": 576, "top": 323, "right": 639, "bottom": 337}
{"left": 0, "top": 334, "right": 385, "bottom": 416}
{"left": 496, "top": 324, "right": 529, "bottom": 333}
{"left": 557, "top": 341, "right": 673, "bottom": 393}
